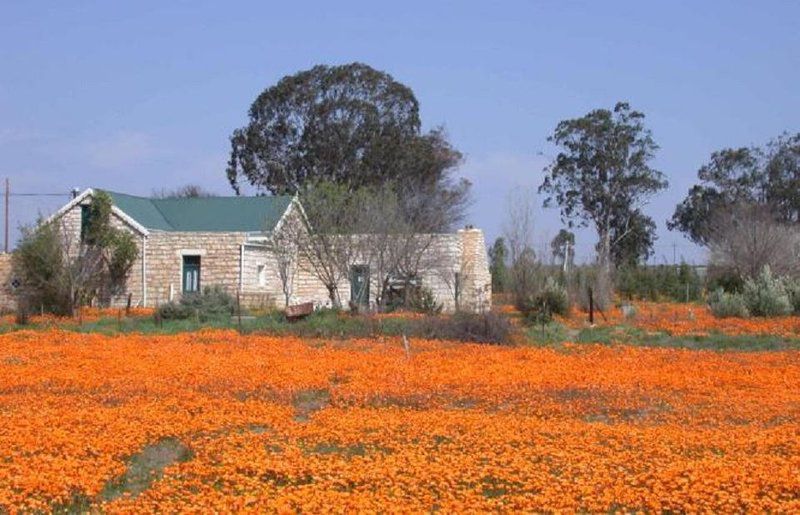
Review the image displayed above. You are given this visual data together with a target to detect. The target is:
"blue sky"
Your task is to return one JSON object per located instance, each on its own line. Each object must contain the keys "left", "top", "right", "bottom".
{"left": 1, "top": 1, "right": 798, "bottom": 262}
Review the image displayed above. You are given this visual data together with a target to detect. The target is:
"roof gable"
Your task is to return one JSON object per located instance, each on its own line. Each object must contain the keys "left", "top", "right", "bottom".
{"left": 103, "top": 191, "right": 293, "bottom": 233}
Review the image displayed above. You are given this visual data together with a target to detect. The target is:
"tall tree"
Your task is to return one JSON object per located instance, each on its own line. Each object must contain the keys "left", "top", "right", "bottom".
{"left": 539, "top": 102, "right": 667, "bottom": 274}
{"left": 669, "top": 132, "right": 800, "bottom": 245}
{"left": 487, "top": 237, "right": 509, "bottom": 293}
{"left": 226, "top": 62, "right": 469, "bottom": 231}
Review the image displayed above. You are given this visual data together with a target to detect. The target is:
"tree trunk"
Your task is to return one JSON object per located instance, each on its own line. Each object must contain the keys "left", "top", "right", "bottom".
{"left": 327, "top": 284, "right": 341, "bottom": 310}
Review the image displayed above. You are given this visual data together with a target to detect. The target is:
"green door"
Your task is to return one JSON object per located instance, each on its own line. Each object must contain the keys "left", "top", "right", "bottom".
{"left": 182, "top": 255, "right": 201, "bottom": 294}
{"left": 350, "top": 265, "right": 370, "bottom": 308}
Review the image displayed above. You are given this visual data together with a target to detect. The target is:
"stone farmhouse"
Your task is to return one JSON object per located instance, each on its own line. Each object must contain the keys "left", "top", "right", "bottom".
{"left": 0, "top": 189, "right": 492, "bottom": 313}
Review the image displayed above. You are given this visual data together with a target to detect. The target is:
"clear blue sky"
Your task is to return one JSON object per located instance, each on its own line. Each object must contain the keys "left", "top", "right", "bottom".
{"left": 1, "top": 1, "right": 798, "bottom": 263}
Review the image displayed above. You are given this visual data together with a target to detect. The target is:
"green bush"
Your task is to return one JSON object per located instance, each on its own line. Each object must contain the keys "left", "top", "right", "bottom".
{"left": 156, "top": 285, "right": 235, "bottom": 321}
{"left": 408, "top": 286, "right": 443, "bottom": 316}
{"left": 784, "top": 278, "right": 800, "bottom": 315}
{"left": 520, "top": 277, "right": 570, "bottom": 324}
{"left": 708, "top": 288, "right": 749, "bottom": 318}
{"left": 706, "top": 265, "right": 744, "bottom": 294}
{"left": 413, "top": 312, "right": 513, "bottom": 345}
{"left": 741, "top": 266, "right": 792, "bottom": 317}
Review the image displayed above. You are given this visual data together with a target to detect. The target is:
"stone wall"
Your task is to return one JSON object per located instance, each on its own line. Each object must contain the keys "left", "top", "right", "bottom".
{"left": 0, "top": 253, "right": 15, "bottom": 312}
{"left": 145, "top": 231, "right": 247, "bottom": 306}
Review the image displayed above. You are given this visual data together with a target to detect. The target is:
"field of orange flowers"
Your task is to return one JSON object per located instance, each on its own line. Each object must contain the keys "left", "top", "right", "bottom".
{"left": 0, "top": 328, "right": 799, "bottom": 512}
{"left": 558, "top": 301, "right": 800, "bottom": 338}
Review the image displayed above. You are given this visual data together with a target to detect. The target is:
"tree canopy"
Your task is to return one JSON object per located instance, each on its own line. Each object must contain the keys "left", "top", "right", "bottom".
{"left": 607, "top": 209, "right": 657, "bottom": 268}
{"left": 669, "top": 133, "right": 800, "bottom": 246}
{"left": 539, "top": 102, "right": 667, "bottom": 271}
{"left": 226, "top": 62, "right": 469, "bottom": 231}
{"left": 550, "top": 229, "right": 575, "bottom": 266}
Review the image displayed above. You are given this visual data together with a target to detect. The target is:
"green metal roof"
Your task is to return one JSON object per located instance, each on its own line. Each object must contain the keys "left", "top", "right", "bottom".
{"left": 103, "top": 191, "right": 293, "bottom": 232}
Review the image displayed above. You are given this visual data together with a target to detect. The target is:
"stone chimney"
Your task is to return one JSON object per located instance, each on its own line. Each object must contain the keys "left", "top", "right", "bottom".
{"left": 457, "top": 227, "right": 492, "bottom": 312}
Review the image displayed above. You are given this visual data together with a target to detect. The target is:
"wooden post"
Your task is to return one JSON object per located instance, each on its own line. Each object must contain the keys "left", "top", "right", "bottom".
{"left": 126, "top": 293, "right": 132, "bottom": 316}
{"left": 588, "top": 286, "right": 594, "bottom": 325}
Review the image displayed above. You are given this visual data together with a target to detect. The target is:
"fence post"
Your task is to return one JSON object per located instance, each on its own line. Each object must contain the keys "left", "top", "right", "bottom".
{"left": 588, "top": 286, "right": 594, "bottom": 325}
{"left": 236, "top": 288, "right": 242, "bottom": 334}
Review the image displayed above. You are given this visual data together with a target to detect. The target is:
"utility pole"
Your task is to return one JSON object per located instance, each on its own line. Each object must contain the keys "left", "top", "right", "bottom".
{"left": 4, "top": 178, "right": 8, "bottom": 253}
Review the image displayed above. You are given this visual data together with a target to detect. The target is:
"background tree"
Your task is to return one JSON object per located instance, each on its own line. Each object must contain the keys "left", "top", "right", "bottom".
{"left": 550, "top": 229, "right": 575, "bottom": 270}
{"left": 226, "top": 62, "right": 470, "bottom": 231}
{"left": 488, "top": 237, "right": 509, "bottom": 293}
{"left": 706, "top": 202, "right": 800, "bottom": 279}
{"left": 607, "top": 209, "right": 657, "bottom": 268}
{"left": 152, "top": 184, "right": 214, "bottom": 198}
{"left": 13, "top": 191, "right": 139, "bottom": 315}
{"left": 669, "top": 132, "right": 800, "bottom": 245}
{"left": 539, "top": 102, "right": 667, "bottom": 277}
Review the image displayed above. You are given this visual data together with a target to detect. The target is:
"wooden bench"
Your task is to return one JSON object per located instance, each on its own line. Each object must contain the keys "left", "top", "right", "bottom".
{"left": 285, "top": 302, "right": 314, "bottom": 321}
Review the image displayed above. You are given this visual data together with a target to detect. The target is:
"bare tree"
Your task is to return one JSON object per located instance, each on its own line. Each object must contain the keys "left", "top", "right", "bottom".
{"left": 708, "top": 203, "right": 800, "bottom": 278}
{"left": 279, "top": 183, "right": 364, "bottom": 309}
{"left": 503, "top": 187, "right": 537, "bottom": 265}
{"left": 152, "top": 184, "right": 214, "bottom": 198}
{"left": 270, "top": 225, "right": 297, "bottom": 308}
{"left": 355, "top": 186, "right": 443, "bottom": 310}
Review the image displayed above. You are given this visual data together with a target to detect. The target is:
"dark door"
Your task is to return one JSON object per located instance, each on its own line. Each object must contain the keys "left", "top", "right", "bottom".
{"left": 182, "top": 255, "right": 201, "bottom": 294}
{"left": 350, "top": 265, "right": 370, "bottom": 308}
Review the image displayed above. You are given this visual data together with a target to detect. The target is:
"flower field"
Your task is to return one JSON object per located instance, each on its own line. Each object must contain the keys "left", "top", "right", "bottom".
{"left": 559, "top": 301, "right": 800, "bottom": 338}
{"left": 1, "top": 328, "right": 799, "bottom": 512}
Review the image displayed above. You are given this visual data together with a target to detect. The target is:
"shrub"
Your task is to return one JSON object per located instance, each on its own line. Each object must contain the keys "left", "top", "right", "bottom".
{"left": 15, "top": 300, "right": 30, "bottom": 326}
{"left": 156, "top": 285, "right": 235, "bottom": 321}
{"left": 413, "top": 312, "right": 513, "bottom": 345}
{"left": 408, "top": 286, "right": 443, "bottom": 316}
{"left": 12, "top": 192, "right": 139, "bottom": 316}
{"left": 784, "top": 278, "right": 800, "bottom": 315}
{"left": 520, "top": 277, "right": 570, "bottom": 324}
{"left": 742, "top": 266, "right": 792, "bottom": 317}
{"left": 706, "top": 265, "right": 745, "bottom": 294}
{"left": 708, "top": 288, "right": 749, "bottom": 318}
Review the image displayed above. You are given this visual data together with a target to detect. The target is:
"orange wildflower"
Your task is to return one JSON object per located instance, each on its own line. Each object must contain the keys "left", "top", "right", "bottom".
{"left": 0, "top": 329, "right": 797, "bottom": 511}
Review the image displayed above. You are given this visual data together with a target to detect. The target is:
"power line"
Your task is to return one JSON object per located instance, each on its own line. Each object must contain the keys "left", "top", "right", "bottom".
{"left": 9, "top": 193, "right": 71, "bottom": 197}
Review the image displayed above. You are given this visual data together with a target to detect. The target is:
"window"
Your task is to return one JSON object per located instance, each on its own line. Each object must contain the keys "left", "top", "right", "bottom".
{"left": 182, "top": 255, "right": 201, "bottom": 294}
{"left": 257, "top": 264, "right": 267, "bottom": 287}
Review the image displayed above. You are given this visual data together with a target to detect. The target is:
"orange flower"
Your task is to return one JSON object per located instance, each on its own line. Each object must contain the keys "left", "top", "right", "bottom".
{"left": 0, "top": 329, "right": 797, "bottom": 512}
